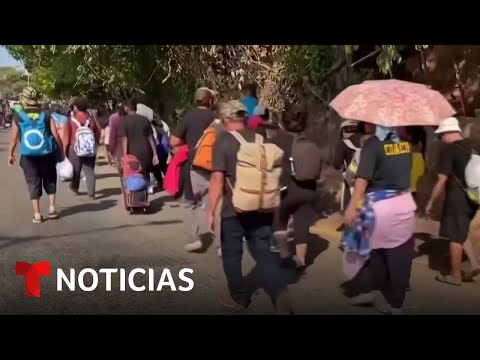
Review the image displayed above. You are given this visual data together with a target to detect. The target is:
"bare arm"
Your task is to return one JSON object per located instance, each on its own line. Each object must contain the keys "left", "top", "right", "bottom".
{"left": 349, "top": 178, "right": 368, "bottom": 209}
{"left": 122, "top": 137, "right": 128, "bottom": 157}
{"left": 149, "top": 135, "right": 158, "bottom": 158}
{"left": 7, "top": 121, "right": 20, "bottom": 165}
{"left": 426, "top": 174, "right": 448, "bottom": 213}
{"left": 170, "top": 135, "right": 185, "bottom": 148}
{"left": 344, "top": 177, "right": 368, "bottom": 227}
{"left": 209, "top": 172, "right": 224, "bottom": 218}
{"left": 50, "top": 119, "right": 64, "bottom": 158}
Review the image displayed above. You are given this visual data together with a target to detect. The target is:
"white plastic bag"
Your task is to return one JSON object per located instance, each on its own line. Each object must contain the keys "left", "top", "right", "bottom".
{"left": 56, "top": 158, "right": 73, "bottom": 180}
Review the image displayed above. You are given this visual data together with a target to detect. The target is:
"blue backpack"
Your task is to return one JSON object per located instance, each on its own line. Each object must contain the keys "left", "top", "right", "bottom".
{"left": 17, "top": 111, "right": 54, "bottom": 156}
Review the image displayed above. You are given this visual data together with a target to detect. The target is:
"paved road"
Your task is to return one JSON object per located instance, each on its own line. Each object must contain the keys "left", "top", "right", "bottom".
{"left": 1, "top": 129, "right": 480, "bottom": 315}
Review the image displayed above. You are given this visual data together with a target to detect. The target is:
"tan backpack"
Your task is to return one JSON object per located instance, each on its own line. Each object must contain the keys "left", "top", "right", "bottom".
{"left": 227, "top": 131, "right": 284, "bottom": 213}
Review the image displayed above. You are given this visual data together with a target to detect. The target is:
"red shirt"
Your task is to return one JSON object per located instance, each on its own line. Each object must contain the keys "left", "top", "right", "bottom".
{"left": 248, "top": 115, "right": 263, "bottom": 130}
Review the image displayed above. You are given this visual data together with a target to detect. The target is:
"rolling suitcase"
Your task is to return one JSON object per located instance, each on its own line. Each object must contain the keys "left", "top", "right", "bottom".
{"left": 119, "top": 167, "right": 149, "bottom": 214}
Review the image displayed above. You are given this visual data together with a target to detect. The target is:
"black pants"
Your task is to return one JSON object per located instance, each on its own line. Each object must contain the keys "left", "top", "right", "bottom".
{"left": 274, "top": 186, "right": 317, "bottom": 245}
{"left": 69, "top": 149, "right": 96, "bottom": 197}
{"left": 353, "top": 239, "right": 414, "bottom": 308}
{"left": 152, "top": 155, "right": 168, "bottom": 188}
{"left": 149, "top": 161, "right": 165, "bottom": 188}
{"left": 20, "top": 154, "right": 57, "bottom": 200}
{"left": 221, "top": 213, "right": 287, "bottom": 307}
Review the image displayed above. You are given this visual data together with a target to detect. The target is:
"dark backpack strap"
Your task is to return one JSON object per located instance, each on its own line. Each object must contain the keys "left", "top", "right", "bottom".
{"left": 16, "top": 110, "right": 31, "bottom": 123}
{"left": 454, "top": 142, "right": 477, "bottom": 156}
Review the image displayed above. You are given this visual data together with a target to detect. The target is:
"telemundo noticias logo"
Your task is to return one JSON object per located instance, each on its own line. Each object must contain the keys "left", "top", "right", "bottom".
{"left": 16, "top": 262, "right": 194, "bottom": 298}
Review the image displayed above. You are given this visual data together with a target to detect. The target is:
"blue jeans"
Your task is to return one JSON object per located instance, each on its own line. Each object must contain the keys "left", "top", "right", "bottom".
{"left": 221, "top": 213, "right": 287, "bottom": 307}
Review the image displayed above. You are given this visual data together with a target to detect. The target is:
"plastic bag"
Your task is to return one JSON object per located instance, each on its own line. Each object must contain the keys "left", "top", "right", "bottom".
{"left": 56, "top": 158, "right": 73, "bottom": 180}
{"left": 125, "top": 175, "right": 148, "bottom": 192}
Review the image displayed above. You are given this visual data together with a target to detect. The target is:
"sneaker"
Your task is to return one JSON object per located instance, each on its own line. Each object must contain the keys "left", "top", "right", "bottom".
{"left": 377, "top": 304, "right": 405, "bottom": 315}
{"left": 218, "top": 292, "right": 246, "bottom": 312}
{"left": 184, "top": 241, "right": 203, "bottom": 252}
{"left": 391, "top": 308, "right": 405, "bottom": 315}
{"left": 217, "top": 247, "right": 222, "bottom": 258}
{"left": 148, "top": 185, "right": 154, "bottom": 195}
{"left": 375, "top": 303, "right": 392, "bottom": 314}
{"left": 33, "top": 214, "right": 44, "bottom": 223}
{"left": 347, "top": 292, "right": 374, "bottom": 306}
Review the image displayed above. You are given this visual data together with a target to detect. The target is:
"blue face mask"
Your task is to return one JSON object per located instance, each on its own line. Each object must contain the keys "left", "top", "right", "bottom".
{"left": 376, "top": 125, "right": 400, "bottom": 143}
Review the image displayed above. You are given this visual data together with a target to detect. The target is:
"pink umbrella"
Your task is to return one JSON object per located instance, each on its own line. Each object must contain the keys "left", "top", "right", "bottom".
{"left": 330, "top": 79, "right": 456, "bottom": 127}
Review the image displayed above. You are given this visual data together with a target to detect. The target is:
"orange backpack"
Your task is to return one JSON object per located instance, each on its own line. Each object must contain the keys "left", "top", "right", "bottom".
{"left": 192, "top": 124, "right": 217, "bottom": 171}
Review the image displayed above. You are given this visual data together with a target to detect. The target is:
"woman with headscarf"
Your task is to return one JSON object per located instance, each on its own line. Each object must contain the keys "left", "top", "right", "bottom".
{"left": 343, "top": 124, "right": 416, "bottom": 315}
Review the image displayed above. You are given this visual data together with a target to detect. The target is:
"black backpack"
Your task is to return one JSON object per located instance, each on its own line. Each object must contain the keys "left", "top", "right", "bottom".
{"left": 290, "top": 134, "right": 322, "bottom": 181}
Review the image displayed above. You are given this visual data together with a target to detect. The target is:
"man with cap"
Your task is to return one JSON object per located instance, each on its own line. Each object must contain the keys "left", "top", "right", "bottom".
{"left": 426, "top": 117, "right": 480, "bottom": 286}
{"left": 7, "top": 87, "right": 64, "bottom": 222}
{"left": 208, "top": 100, "right": 292, "bottom": 314}
{"left": 171, "top": 88, "right": 218, "bottom": 252}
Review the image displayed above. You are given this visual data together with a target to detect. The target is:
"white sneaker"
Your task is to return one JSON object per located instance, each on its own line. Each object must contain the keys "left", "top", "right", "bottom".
{"left": 391, "top": 308, "right": 405, "bottom": 315}
{"left": 348, "top": 292, "right": 374, "bottom": 306}
{"left": 184, "top": 241, "right": 203, "bottom": 252}
{"left": 148, "top": 185, "right": 154, "bottom": 195}
{"left": 375, "top": 303, "right": 406, "bottom": 315}
{"left": 217, "top": 247, "right": 222, "bottom": 257}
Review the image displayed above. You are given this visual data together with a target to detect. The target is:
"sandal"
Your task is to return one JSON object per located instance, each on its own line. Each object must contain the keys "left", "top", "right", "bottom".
{"left": 463, "top": 268, "right": 480, "bottom": 282}
{"left": 48, "top": 211, "right": 59, "bottom": 219}
{"left": 435, "top": 274, "right": 461, "bottom": 287}
{"left": 33, "top": 215, "right": 44, "bottom": 223}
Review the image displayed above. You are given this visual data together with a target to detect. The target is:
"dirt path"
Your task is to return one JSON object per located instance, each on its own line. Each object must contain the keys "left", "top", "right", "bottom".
{"left": 1, "top": 130, "right": 480, "bottom": 314}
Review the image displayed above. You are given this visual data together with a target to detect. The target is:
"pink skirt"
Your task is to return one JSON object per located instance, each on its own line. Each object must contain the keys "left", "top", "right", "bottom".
{"left": 342, "top": 192, "right": 416, "bottom": 280}
{"left": 370, "top": 192, "right": 417, "bottom": 250}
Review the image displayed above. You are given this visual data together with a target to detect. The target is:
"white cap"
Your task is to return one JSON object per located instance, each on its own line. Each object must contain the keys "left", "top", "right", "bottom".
{"left": 341, "top": 119, "right": 358, "bottom": 129}
{"left": 435, "top": 117, "right": 461, "bottom": 134}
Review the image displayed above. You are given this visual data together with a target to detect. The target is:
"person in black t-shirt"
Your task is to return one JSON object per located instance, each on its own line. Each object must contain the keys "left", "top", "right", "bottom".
{"left": 171, "top": 88, "right": 218, "bottom": 252}
{"left": 344, "top": 125, "right": 415, "bottom": 315}
{"left": 426, "top": 117, "right": 480, "bottom": 286}
{"left": 119, "top": 99, "right": 159, "bottom": 182}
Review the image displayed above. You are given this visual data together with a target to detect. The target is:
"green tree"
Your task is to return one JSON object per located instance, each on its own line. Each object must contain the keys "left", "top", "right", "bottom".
{"left": 0, "top": 66, "right": 27, "bottom": 98}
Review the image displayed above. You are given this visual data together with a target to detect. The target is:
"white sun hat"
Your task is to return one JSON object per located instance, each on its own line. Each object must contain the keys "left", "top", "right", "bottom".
{"left": 435, "top": 117, "right": 461, "bottom": 134}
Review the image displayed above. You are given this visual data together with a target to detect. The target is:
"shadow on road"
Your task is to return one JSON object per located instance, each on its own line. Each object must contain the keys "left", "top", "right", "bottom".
{"left": 95, "top": 188, "right": 122, "bottom": 200}
{"left": 244, "top": 234, "right": 329, "bottom": 304}
{"left": 96, "top": 173, "right": 119, "bottom": 180}
{"left": 59, "top": 200, "right": 118, "bottom": 217}
{"left": 414, "top": 232, "right": 451, "bottom": 274}
{"left": 0, "top": 219, "right": 183, "bottom": 250}
{"left": 149, "top": 193, "right": 175, "bottom": 214}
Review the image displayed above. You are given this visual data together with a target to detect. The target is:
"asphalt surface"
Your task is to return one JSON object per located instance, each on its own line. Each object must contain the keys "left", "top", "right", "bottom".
{"left": 1, "top": 129, "right": 480, "bottom": 315}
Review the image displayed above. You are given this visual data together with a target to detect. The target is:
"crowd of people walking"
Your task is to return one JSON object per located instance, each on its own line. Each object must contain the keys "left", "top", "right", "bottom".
{"left": 5, "top": 80, "right": 480, "bottom": 315}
